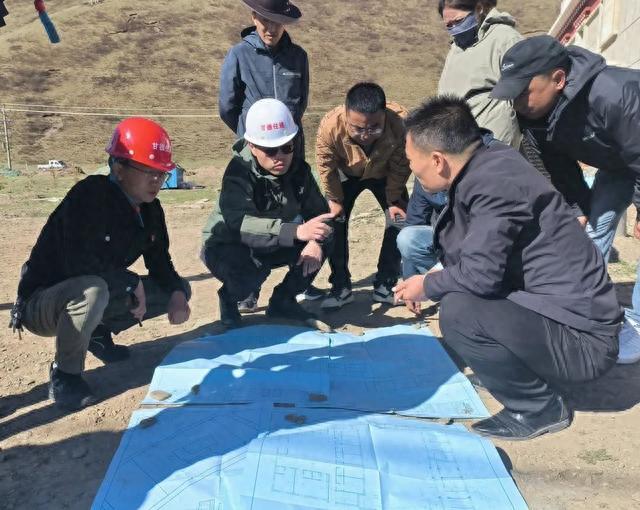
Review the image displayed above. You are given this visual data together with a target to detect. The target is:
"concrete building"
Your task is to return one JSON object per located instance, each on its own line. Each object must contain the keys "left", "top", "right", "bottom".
{"left": 550, "top": 0, "right": 640, "bottom": 68}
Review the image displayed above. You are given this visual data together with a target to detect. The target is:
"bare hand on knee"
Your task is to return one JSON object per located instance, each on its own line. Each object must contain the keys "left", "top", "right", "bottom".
{"left": 168, "top": 291, "right": 190, "bottom": 325}
{"left": 297, "top": 241, "right": 323, "bottom": 276}
{"left": 130, "top": 279, "right": 147, "bottom": 321}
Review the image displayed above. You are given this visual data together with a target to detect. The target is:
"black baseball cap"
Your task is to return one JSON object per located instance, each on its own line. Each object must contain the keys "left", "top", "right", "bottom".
{"left": 491, "top": 35, "right": 570, "bottom": 100}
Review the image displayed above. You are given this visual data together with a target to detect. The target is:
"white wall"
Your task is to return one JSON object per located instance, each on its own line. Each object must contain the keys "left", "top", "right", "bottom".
{"left": 570, "top": 0, "right": 640, "bottom": 68}
{"left": 560, "top": 0, "right": 574, "bottom": 12}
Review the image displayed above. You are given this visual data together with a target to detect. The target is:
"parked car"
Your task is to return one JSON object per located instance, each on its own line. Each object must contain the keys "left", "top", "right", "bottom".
{"left": 37, "top": 160, "right": 66, "bottom": 171}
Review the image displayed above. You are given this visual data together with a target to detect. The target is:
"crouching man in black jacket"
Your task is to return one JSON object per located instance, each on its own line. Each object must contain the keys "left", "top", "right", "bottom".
{"left": 394, "top": 96, "right": 623, "bottom": 440}
{"left": 9, "top": 118, "right": 191, "bottom": 410}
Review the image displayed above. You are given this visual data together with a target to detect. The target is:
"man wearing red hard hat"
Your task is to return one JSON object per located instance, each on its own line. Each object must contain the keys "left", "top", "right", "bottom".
{"left": 9, "top": 118, "right": 191, "bottom": 410}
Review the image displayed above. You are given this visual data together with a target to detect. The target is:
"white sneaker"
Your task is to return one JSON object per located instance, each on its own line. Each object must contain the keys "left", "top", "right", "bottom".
{"left": 372, "top": 282, "right": 400, "bottom": 305}
{"left": 617, "top": 317, "right": 640, "bottom": 365}
{"left": 295, "top": 285, "right": 326, "bottom": 303}
{"left": 321, "top": 288, "right": 354, "bottom": 309}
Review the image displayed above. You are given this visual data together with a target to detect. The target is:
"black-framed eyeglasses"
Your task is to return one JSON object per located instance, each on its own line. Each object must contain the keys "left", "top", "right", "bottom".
{"left": 124, "top": 161, "right": 171, "bottom": 184}
{"left": 348, "top": 124, "right": 384, "bottom": 136}
{"left": 255, "top": 143, "right": 295, "bottom": 157}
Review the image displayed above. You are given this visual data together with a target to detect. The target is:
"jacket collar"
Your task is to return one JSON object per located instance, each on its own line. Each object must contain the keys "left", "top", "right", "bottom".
{"left": 448, "top": 136, "right": 493, "bottom": 193}
{"left": 545, "top": 46, "right": 606, "bottom": 139}
{"left": 241, "top": 26, "right": 292, "bottom": 54}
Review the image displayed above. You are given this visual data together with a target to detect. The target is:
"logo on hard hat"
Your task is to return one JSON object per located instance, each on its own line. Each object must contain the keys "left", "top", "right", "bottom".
{"left": 261, "top": 121, "right": 286, "bottom": 132}
{"left": 152, "top": 142, "right": 171, "bottom": 152}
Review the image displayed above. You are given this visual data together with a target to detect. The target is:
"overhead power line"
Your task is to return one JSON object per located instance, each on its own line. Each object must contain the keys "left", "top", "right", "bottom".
{"left": 1, "top": 102, "right": 340, "bottom": 113}
{"left": 2, "top": 107, "right": 327, "bottom": 118}
{"left": 3, "top": 108, "right": 219, "bottom": 119}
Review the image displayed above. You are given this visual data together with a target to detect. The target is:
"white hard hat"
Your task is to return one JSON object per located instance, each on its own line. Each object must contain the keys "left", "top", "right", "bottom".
{"left": 244, "top": 98, "right": 299, "bottom": 148}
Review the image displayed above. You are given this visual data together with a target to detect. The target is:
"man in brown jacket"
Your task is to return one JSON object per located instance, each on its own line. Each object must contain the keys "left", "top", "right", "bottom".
{"left": 316, "top": 82, "right": 411, "bottom": 308}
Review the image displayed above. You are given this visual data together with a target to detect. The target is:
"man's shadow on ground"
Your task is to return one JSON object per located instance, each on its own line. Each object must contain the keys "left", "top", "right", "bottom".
{"left": 565, "top": 361, "right": 640, "bottom": 412}
{"left": 0, "top": 320, "right": 230, "bottom": 441}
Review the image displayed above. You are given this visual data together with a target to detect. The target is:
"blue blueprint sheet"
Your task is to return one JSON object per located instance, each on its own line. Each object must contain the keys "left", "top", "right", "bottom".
{"left": 91, "top": 406, "right": 528, "bottom": 510}
{"left": 142, "top": 325, "right": 488, "bottom": 419}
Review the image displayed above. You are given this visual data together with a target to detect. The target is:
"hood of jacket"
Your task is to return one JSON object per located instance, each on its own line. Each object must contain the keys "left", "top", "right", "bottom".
{"left": 240, "top": 26, "right": 293, "bottom": 54}
{"left": 477, "top": 9, "right": 517, "bottom": 41}
{"left": 547, "top": 45, "right": 607, "bottom": 131}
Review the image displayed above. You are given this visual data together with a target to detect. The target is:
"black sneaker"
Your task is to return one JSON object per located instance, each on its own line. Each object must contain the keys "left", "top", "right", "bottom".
{"left": 237, "top": 291, "right": 258, "bottom": 314}
{"left": 472, "top": 394, "right": 573, "bottom": 441}
{"left": 88, "top": 325, "right": 130, "bottom": 363}
{"left": 372, "top": 280, "right": 399, "bottom": 305}
{"left": 219, "top": 288, "right": 242, "bottom": 329}
{"left": 49, "top": 363, "right": 97, "bottom": 411}
{"left": 266, "top": 296, "right": 318, "bottom": 323}
{"left": 320, "top": 287, "right": 354, "bottom": 309}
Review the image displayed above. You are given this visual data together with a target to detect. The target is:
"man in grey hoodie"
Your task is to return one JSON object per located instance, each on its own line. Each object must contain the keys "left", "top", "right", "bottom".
{"left": 437, "top": 0, "right": 522, "bottom": 147}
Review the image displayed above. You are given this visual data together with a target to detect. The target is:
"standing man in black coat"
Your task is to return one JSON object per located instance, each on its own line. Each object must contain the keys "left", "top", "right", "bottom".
{"left": 394, "top": 96, "right": 622, "bottom": 440}
{"left": 9, "top": 118, "right": 191, "bottom": 410}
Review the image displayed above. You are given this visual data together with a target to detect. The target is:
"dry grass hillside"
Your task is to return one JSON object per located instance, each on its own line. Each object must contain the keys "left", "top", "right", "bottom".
{"left": 0, "top": 0, "right": 558, "bottom": 168}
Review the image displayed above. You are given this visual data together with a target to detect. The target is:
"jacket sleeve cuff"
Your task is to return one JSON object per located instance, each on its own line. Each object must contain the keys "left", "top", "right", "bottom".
{"left": 325, "top": 187, "right": 344, "bottom": 203}
{"left": 279, "top": 223, "right": 298, "bottom": 247}
{"left": 424, "top": 271, "right": 448, "bottom": 302}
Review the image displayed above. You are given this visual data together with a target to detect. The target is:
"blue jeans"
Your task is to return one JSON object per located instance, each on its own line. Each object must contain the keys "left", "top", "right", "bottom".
{"left": 631, "top": 263, "right": 640, "bottom": 321}
{"left": 585, "top": 169, "right": 639, "bottom": 317}
{"left": 396, "top": 225, "right": 439, "bottom": 279}
{"left": 586, "top": 169, "right": 635, "bottom": 262}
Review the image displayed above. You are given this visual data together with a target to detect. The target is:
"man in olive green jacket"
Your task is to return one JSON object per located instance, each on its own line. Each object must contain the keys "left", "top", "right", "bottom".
{"left": 202, "top": 99, "right": 333, "bottom": 328}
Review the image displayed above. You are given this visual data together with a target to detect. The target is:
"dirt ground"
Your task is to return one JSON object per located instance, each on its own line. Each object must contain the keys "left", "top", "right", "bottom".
{"left": 0, "top": 166, "right": 639, "bottom": 510}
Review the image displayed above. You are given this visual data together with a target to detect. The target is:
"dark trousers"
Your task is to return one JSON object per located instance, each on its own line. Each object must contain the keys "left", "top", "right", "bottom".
{"left": 439, "top": 292, "right": 618, "bottom": 414}
{"left": 205, "top": 242, "right": 330, "bottom": 303}
{"left": 102, "top": 276, "right": 192, "bottom": 334}
{"left": 328, "top": 177, "right": 405, "bottom": 290}
{"left": 22, "top": 274, "right": 191, "bottom": 374}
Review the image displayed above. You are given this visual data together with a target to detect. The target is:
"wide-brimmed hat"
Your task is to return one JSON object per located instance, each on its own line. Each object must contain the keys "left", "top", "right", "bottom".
{"left": 242, "top": 0, "right": 302, "bottom": 25}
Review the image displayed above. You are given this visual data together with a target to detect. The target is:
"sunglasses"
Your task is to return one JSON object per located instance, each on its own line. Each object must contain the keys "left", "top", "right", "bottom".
{"left": 255, "top": 143, "right": 295, "bottom": 157}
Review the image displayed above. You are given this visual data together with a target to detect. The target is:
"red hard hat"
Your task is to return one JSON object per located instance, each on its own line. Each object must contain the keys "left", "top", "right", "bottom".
{"left": 106, "top": 117, "right": 175, "bottom": 172}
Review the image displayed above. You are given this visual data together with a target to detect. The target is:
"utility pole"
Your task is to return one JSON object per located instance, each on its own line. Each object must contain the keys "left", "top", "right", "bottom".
{"left": 1, "top": 104, "right": 11, "bottom": 170}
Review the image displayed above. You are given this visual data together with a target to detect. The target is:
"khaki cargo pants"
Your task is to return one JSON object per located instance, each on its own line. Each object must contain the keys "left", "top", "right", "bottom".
{"left": 22, "top": 275, "right": 190, "bottom": 375}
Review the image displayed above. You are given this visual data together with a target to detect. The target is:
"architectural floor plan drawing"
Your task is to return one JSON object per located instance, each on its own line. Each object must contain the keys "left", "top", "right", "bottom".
{"left": 142, "top": 325, "right": 489, "bottom": 419}
{"left": 92, "top": 407, "right": 528, "bottom": 510}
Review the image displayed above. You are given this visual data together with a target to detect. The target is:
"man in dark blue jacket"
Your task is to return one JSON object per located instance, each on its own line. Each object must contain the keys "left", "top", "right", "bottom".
{"left": 219, "top": 0, "right": 308, "bottom": 143}
{"left": 492, "top": 35, "right": 640, "bottom": 320}
{"left": 395, "top": 96, "right": 622, "bottom": 440}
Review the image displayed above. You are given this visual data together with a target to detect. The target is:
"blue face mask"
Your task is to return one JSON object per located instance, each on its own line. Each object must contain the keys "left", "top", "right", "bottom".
{"left": 447, "top": 12, "right": 479, "bottom": 50}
